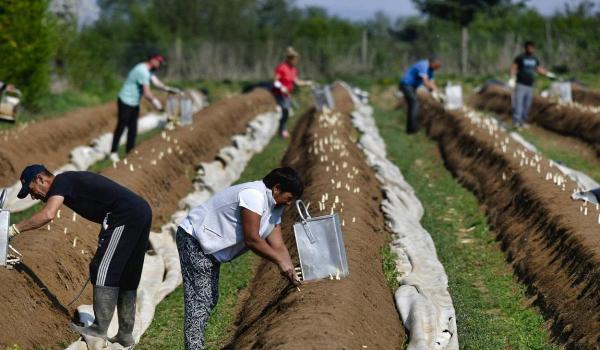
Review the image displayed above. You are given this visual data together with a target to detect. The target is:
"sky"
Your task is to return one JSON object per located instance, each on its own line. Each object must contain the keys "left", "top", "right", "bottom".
{"left": 294, "top": 0, "right": 589, "bottom": 21}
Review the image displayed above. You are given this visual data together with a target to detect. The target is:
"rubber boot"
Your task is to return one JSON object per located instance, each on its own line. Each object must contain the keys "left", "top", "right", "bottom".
{"left": 70, "top": 285, "right": 119, "bottom": 339}
{"left": 109, "top": 290, "right": 137, "bottom": 347}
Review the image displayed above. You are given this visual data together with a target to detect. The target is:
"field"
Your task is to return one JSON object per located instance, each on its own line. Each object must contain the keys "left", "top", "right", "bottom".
{"left": 3, "top": 72, "right": 600, "bottom": 349}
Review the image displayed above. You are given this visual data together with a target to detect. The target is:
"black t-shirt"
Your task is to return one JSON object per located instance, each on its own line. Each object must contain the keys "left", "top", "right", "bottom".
{"left": 514, "top": 53, "right": 540, "bottom": 86}
{"left": 46, "top": 171, "right": 145, "bottom": 224}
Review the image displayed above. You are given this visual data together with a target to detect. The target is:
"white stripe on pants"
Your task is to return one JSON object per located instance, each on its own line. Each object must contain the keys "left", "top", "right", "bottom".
{"left": 97, "top": 225, "right": 125, "bottom": 286}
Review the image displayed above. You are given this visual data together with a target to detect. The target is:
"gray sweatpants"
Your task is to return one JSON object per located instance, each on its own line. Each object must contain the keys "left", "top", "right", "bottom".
{"left": 512, "top": 83, "right": 534, "bottom": 125}
{"left": 176, "top": 227, "right": 221, "bottom": 350}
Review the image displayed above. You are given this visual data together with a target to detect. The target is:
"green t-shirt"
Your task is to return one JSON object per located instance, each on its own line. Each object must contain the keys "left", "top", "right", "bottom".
{"left": 118, "top": 63, "right": 151, "bottom": 106}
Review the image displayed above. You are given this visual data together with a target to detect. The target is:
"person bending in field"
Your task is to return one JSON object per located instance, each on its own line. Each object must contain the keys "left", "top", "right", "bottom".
{"left": 176, "top": 167, "right": 303, "bottom": 349}
{"left": 508, "top": 41, "right": 556, "bottom": 129}
{"left": 110, "top": 53, "right": 180, "bottom": 162}
{"left": 8, "top": 164, "right": 152, "bottom": 349}
{"left": 399, "top": 57, "right": 442, "bottom": 134}
{"left": 272, "top": 47, "right": 314, "bottom": 139}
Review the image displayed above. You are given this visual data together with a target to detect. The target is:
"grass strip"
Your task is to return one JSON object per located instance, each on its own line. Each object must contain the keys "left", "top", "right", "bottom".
{"left": 372, "top": 97, "right": 557, "bottom": 349}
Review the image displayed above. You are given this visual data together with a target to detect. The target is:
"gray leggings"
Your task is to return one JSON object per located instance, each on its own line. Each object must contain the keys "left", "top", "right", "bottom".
{"left": 176, "top": 227, "right": 221, "bottom": 350}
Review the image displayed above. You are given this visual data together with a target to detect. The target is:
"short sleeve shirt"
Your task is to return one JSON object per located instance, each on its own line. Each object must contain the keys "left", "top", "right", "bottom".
{"left": 400, "top": 60, "right": 434, "bottom": 89}
{"left": 46, "top": 171, "right": 145, "bottom": 224}
{"left": 273, "top": 62, "right": 297, "bottom": 96}
{"left": 514, "top": 54, "right": 540, "bottom": 86}
{"left": 118, "top": 63, "right": 152, "bottom": 107}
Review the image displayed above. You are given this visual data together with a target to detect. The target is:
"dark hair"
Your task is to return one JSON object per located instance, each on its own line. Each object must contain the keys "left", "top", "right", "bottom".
{"left": 41, "top": 169, "right": 54, "bottom": 177}
{"left": 263, "top": 167, "right": 304, "bottom": 197}
{"left": 524, "top": 41, "right": 535, "bottom": 49}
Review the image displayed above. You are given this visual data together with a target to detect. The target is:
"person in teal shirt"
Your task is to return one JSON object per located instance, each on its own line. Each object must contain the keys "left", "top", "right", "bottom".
{"left": 110, "top": 54, "right": 180, "bottom": 161}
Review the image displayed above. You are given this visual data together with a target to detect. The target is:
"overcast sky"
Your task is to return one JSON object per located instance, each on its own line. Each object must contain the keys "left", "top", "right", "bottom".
{"left": 294, "top": 0, "right": 593, "bottom": 20}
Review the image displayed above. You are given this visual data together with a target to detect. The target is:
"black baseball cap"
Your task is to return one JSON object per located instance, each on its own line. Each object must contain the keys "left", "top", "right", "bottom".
{"left": 17, "top": 164, "right": 48, "bottom": 199}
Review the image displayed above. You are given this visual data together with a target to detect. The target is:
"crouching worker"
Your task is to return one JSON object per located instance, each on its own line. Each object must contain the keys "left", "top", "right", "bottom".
{"left": 177, "top": 167, "right": 303, "bottom": 349}
{"left": 8, "top": 164, "right": 152, "bottom": 348}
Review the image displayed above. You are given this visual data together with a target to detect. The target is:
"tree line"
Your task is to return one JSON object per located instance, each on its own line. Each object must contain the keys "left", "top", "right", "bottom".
{"left": 0, "top": 0, "right": 598, "bottom": 108}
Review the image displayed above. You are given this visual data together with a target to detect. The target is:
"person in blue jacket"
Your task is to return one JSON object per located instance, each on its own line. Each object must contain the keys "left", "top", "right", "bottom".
{"left": 399, "top": 57, "right": 442, "bottom": 133}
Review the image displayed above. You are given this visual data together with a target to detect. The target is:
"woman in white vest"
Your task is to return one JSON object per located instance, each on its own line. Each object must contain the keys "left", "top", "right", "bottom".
{"left": 177, "top": 167, "right": 303, "bottom": 349}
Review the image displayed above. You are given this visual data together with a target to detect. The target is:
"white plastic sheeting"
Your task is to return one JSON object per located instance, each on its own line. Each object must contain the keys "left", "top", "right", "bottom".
{"left": 340, "top": 82, "right": 459, "bottom": 350}
{"left": 4, "top": 91, "right": 208, "bottom": 213}
{"left": 66, "top": 109, "right": 279, "bottom": 350}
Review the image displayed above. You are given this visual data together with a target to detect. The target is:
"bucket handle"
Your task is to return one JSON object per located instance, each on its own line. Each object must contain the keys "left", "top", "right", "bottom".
{"left": 0, "top": 189, "right": 6, "bottom": 210}
{"left": 295, "top": 200, "right": 317, "bottom": 244}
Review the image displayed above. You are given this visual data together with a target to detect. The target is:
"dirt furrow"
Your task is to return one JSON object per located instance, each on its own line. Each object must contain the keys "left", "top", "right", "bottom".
{"left": 0, "top": 90, "right": 276, "bottom": 349}
{"left": 420, "top": 97, "right": 600, "bottom": 349}
{"left": 470, "top": 85, "right": 600, "bottom": 155}
{"left": 226, "top": 85, "right": 404, "bottom": 349}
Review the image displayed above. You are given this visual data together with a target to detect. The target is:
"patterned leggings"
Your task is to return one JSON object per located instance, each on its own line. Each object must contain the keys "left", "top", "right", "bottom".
{"left": 176, "top": 227, "right": 221, "bottom": 350}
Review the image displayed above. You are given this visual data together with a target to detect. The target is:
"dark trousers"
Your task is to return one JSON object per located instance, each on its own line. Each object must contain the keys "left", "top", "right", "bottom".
{"left": 275, "top": 94, "right": 291, "bottom": 135}
{"left": 400, "top": 84, "right": 419, "bottom": 134}
{"left": 89, "top": 201, "right": 152, "bottom": 290}
{"left": 111, "top": 99, "right": 140, "bottom": 153}
{"left": 176, "top": 228, "right": 221, "bottom": 350}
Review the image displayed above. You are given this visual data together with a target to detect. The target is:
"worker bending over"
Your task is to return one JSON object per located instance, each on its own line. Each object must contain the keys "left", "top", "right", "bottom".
{"left": 399, "top": 57, "right": 442, "bottom": 134}
{"left": 272, "top": 47, "right": 313, "bottom": 138}
{"left": 111, "top": 54, "right": 180, "bottom": 161}
{"left": 8, "top": 164, "right": 152, "bottom": 349}
{"left": 509, "top": 41, "right": 556, "bottom": 128}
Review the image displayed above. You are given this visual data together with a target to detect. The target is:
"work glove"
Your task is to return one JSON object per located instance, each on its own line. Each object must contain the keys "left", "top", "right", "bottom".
{"left": 278, "top": 260, "right": 301, "bottom": 286}
{"left": 8, "top": 224, "right": 20, "bottom": 241}
{"left": 508, "top": 76, "right": 516, "bottom": 89}
{"left": 167, "top": 86, "right": 182, "bottom": 94}
{"left": 151, "top": 98, "right": 163, "bottom": 111}
{"left": 431, "top": 90, "right": 445, "bottom": 104}
{"left": 546, "top": 72, "right": 558, "bottom": 80}
{"left": 274, "top": 81, "right": 289, "bottom": 95}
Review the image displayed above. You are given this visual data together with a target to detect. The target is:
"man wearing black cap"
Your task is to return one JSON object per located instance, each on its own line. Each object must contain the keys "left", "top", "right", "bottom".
{"left": 110, "top": 54, "right": 180, "bottom": 162}
{"left": 9, "top": 165, "right": 152, "bottom": 348}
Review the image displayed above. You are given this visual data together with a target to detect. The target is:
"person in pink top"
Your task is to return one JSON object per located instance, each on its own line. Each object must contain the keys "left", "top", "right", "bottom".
{"left": 272, "top": 47, "right": 313, "bottom": 138}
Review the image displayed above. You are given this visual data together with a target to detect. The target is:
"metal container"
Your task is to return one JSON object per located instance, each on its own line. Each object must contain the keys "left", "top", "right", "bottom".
{"left": 550, "top": 82, "right": 572, "bottom": 103}
{"left": 312, "top": 85, "right": 335, "bottom": 111}
{"left": 0, "top": 189, "right": 9, "bottom": 267}
{"left": 0, "top": 89, "right": 22, "bottom": 123}
{"left": 180, "top": 97, "right": 193, "bottom": 126}
{"left": 293, "top": 200, "right": 349, "bottom": 281}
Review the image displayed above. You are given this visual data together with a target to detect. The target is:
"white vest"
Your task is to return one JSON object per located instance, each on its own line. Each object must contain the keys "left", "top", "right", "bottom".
{"left": 179, "top": 181, "right": 283, "bottom": 262}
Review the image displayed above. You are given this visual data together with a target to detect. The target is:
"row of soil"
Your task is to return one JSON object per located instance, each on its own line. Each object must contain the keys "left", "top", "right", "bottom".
{"left": 419, "top": 96, "right": 600, "bottom": 349}
{"left": 572, "top": 84, "right": 600, "bottom": 107}
{"left": 0, "top": 99, "right": 161, "bottom": 187}
{"left": 0, "top": 90, "right": 276, "bottom": 349}
{"left": 470, "top": 85, "right": 600, "bottom": 155}
{"left": 225, "top": 85, "right": 404, "bottom": 349}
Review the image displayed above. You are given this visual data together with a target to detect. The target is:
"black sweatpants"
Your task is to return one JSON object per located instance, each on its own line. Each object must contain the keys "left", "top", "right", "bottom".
{"left": 90, "top": 200, "right": 152, "bottom": 290}
{"left": 111, "top": 98, "right": 140, "bottom": 154}
{"left": 400, "top": 84, "right": 419, "bottom": 134}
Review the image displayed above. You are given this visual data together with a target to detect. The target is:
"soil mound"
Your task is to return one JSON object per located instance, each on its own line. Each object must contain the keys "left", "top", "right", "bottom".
{"left": 226, "top": 85, "right": 404, "bottom": 349}
{"left": 0, "top": 90, "right": 276, "bottom": 348}
{"left": 420, "top": 97, "right": 600, "bottom": 349}
{"left": 470, "top": 85, "right": 600, "bottom": 155}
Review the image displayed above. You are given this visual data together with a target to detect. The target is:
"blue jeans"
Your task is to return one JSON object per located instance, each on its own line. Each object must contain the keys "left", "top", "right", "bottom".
{"left": 512, "top": 83, "right": 533, "bottom": 125}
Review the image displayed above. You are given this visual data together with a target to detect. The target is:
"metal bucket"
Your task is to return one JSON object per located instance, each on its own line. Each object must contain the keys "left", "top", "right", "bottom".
{"left": 166, "top": 95, "right": 180, "bottom": 120}
{"left": 550, "top": 82, "right": 572, "bottom": 103}
{"left": 444, "top": 84, "right": 464, "bottom": 110}
{"left": 312, "top": 85, "right": 335, "bottom": 111}
{"left": 0, "top": 90, "right": 22, "bottom": 123}
{"left": 180, "top": 97, "right": 193, "bottom": 126}
{"left": 0, "top": 189, "right": 10, "bottom": 267}
{"left": 293, "top": 200, "right": 349, "bottom": 281}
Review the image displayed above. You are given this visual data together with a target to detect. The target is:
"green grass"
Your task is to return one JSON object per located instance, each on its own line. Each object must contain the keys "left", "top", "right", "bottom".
{"left": 138, "top": 114, "right": 299, "bottom": 350}
{"left": 372, "top": 98, "right": 558, "bottom": 349}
